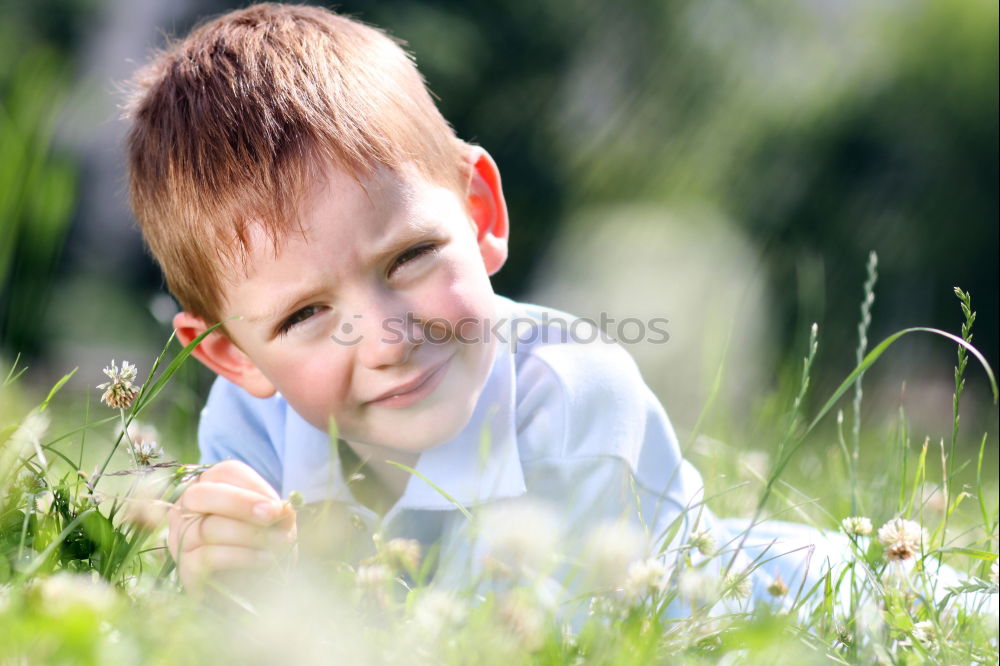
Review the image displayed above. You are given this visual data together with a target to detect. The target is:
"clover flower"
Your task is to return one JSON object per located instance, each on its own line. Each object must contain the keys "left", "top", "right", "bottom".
{"left": 9, "top": 408, "right": 51, "bottom": 467}
{"left": 34, "top": 490, "right": 55, "bottom": 514}
{"left": 498, "top": 591, "right": 547, "bottom": 651}
{"left": 622, "top": 557, "right": 671, "bottom": 601}
{"left": 480, "top": 500, "right": 559, "bottom": 577}
{"left": 877, "top": 517, "right": 925, "bottom": 562}
{"left": 677, "top": 568, "right": 719, "bottom": 605}
{"left": 990, "top": 560, "right": 998, "bottom": 585}
{"left": 120, "top": 422, "right": 163, "bottom": 466}
{"left": 122, "top": 471, "right": 172, "bottom": 530}
{"left": 411, "top": 588, "right": 467, "bottom": 637}
{"left": 97, "top": 360, "right": 139, "bottom": 409}
{"left": 381, "top": 538, "right": 421, "bottom": 574}
{"left": 131, "top": 440, "right": 163, "bottom": 466}
{"left": 722, "top": 571, "right": 752, "bottom": 600}
{"left": 356, "top": 563, "right": 393, "bottom": 588}
{"left": 30, "top": 572, "right": 117, "bottom": 616}
{"left": 841, "top": 516, "right": 873, "bottom": 537}
{"left": 688, "top": 528, "right": 717, "bottom": 556}
{"left": 910, "top": 620, "right": 937, "bottom": 649}
{"left": 766, "top": 573, "right": 789, "bottom": 598}
{"left": 584, "top": 521, "right": 646, "bottom": 589}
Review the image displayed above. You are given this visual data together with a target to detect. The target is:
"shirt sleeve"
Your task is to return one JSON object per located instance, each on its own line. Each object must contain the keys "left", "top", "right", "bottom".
{"left": 515, "top": 334, "right": 706, "bottom": 552}
{"left": 197, "top": 376, "right": 286, "bottom": 495}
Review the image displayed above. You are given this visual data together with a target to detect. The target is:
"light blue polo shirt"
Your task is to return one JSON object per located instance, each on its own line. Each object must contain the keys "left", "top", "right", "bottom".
{"left": 197, "top": 294, "right": 847, "bottom": 610}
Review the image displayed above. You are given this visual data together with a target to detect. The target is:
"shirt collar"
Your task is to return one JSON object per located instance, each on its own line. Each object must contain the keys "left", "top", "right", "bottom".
{"left": 281, "top": 294, "right": 527, "bottom": 512}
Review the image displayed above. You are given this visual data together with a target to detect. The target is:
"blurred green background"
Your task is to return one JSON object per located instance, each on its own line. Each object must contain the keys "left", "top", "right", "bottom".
{"left": 1, "top": 0, "right": 997, "bottom": 463}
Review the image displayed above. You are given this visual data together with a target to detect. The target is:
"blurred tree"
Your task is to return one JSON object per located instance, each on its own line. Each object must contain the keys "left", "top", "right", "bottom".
{"left": 0, "top": 51, "right": 77, "bottom": 359}
{"left": 0, "top": 0, "right": 100, "bottom": 360}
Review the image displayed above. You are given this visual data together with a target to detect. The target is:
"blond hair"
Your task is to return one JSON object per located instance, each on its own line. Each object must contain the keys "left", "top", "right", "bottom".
{"left": 125, "top": 3, "right": 469, "bottom": 323}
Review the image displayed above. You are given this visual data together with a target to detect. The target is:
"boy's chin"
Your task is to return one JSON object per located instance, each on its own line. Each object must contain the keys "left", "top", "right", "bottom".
{"left": 342, "top": 397, "right": 479, "bottom": 454}
{"left": 367, "top": 410, "right": 475, "bottom": 454}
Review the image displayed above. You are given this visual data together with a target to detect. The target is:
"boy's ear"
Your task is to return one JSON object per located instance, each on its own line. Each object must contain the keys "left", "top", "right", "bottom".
{"left": 173, "top": 312, "right": 277, "bottom": 399}
{"left": 465, "top": 146, "right": 509, "bottom": 276}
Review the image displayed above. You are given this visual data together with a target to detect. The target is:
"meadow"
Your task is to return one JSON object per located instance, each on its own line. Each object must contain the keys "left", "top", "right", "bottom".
{"left": 1, "top": 2, "right": 997, "bottom": 662}
{"left": 1, "top": 258, "right": 996, "bottom": 666}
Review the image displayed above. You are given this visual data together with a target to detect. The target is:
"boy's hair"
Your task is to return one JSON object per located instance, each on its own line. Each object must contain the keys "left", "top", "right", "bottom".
{"left": 125, "top": 3, "right": 469, "bottom": 324}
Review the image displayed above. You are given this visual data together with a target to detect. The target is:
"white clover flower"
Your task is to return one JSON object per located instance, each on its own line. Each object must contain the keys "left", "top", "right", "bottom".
{"left": 97, "top": 360, "right": 140, "bottom": 409}
{"left": 355, "top": 563, "right": 393, "bottom": 588}
{"left": 583, "top": 521, "right": 646, "bottom": 589}
{"left": 411, "top": 588, "right": 467, "bottom": 637}
{"left": 9, "top": 408, "right": 51, "bottom": 467}
{"left": 34, "top": 489, "right": 55, "bottom": 514}
{"left": 766, "top": 573, "right": 788, "bottom": 598}
{"left": 125, "top": 422, "right": 158, "bottom": 446}
{"left": 122, "top": 470, "right": 172, "bottom": 530}
{"left": 990, "top": 559, "right": 998, "bottom": 585}
{"left": 722, "top": 571, "right": 752, "bottom": 600}
{"left": 877, "top": 517, "right": 926, "bottom": 562}
{"left": 381, "top": 538, "right": 421, "bottom": 574}
{"left": 841, "top": 516, "right": 873, "bottom": 537}
{"left": 677, "top": 568, "right": 719, "bottom": 605}
{"left": 0, "top": 584, "right": 11, "bottom": 614}
{"left": 910, "top": 620, "right": 936, "bottom": 648}
{"left": 479, "top": 500, "right": 560, "bottom": 577}
{"left": 622, "top": 557, "right": 671, "bottom": 601}
{"left": 132, "top": 439, "right": 164, "bottom": 466}
{"left": 498, "top": 591, "right": 547, "bottom": 651}
{"left": 688, "top": 528, "right": 717, "bottom": 557}
{"left": 32, "top": 572, "right": 117, "bottom": 616}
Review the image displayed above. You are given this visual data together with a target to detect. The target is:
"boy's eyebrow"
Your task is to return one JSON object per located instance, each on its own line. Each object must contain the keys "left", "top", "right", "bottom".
{"left": 245, "top": 221, "right": 438, "bottom": 328}
{"left": 245, "top": 285, "right": 330, "bottom": 326}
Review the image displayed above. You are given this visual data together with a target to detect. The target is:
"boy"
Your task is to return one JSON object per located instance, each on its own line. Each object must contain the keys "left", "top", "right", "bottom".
{"left": 126, "top": 4, "right": 835, "bottom": 601}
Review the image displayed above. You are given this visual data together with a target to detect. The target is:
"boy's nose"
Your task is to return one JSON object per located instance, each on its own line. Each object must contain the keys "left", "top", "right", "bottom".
{"left": 354, "top": 303, "right": 422, "bottom": 370}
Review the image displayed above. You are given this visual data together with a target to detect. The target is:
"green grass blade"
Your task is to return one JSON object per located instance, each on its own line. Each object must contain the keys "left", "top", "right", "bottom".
{"left": 38, "top": 366, "right": 77, "bottom": 412}
{"left": 131, "top": 322, "right": 226, "bottom": 415}
{"left": 807, "top": 327, "right": 997, "bottom": 435}
{"left": 385, "top": 461, "right": 473, "bottom": 521}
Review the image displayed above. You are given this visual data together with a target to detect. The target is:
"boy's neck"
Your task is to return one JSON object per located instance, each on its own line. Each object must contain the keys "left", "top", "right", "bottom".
{"left": 336, "top": 438, "right": 420, "bottom": 516}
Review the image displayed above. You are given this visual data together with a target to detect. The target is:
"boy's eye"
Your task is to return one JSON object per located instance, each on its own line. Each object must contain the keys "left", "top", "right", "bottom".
{"left": 388, "top": 243, "right": 438, "bottom": 278}
{"left": 277, "top": 305, "right": 325, "bottom": 336}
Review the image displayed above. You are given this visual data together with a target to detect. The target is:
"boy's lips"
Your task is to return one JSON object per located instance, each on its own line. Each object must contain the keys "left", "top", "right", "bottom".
{"left": 364, "top": 355, "right": 453, "bottom": 408}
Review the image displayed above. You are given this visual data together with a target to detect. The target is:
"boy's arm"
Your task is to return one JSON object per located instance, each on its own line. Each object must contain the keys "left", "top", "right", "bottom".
{"left": 517, "top": 336, "right": 701, "bottom": 550}
{"left": 197, "top": 376, "right": 284, "bottom": 494}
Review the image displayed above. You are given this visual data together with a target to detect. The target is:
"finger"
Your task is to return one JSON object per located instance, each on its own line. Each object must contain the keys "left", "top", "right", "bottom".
{"left": 179, "top": 481, "right": 289, "bottom": 526}
{"left": 169, "top": 509, "right": 209, "bottom": 557}
{"left": 192, "top": 514, "right": 296, "bottom": 552}
{"left": 178, "top": 545, "right": 274, "bottom": 583}
{"left": 167, "top": 502, "right": 200, "bottom": 559}
{"left": 198, "top": 460, "right": 279, "bottom": 500}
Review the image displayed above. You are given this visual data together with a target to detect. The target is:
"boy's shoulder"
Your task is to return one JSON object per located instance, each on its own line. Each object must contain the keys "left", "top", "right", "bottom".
{"left": 495, "top": 294, "right": 670, "bottom": 463}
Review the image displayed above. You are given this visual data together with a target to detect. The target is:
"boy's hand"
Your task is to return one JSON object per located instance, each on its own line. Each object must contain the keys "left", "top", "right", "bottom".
{"left": 166, "top": 460, "right": 297, "bottom": 592}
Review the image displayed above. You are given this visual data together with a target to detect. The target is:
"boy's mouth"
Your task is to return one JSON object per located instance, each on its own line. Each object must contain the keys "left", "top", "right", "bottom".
{"left": 363, "top": 355, "right": 454, "bottom": 409}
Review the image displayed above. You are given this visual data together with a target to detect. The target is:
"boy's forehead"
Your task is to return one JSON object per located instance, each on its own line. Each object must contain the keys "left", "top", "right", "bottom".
{"left": 217, "top": 162, "right": 456, "bottom": 299}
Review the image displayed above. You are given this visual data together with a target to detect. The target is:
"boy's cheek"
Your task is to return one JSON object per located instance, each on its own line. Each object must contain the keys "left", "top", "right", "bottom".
{"left": 262, "top": 359, "right": 351, "bottom": 425}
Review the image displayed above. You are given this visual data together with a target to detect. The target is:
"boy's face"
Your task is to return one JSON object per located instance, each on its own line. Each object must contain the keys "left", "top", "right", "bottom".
{"left": 201, "top": 154, "right": 507, "bottom": 453}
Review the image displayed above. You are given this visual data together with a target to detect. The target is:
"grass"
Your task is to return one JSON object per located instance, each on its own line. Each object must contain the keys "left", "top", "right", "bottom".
{"left": 0, "top": 260, "right": 997, "bottom": 665}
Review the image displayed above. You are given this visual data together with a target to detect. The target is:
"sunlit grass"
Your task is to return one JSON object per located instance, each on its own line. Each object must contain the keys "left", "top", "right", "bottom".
{"left": 1, "top": 267, "right": 997, "bottom": 665}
